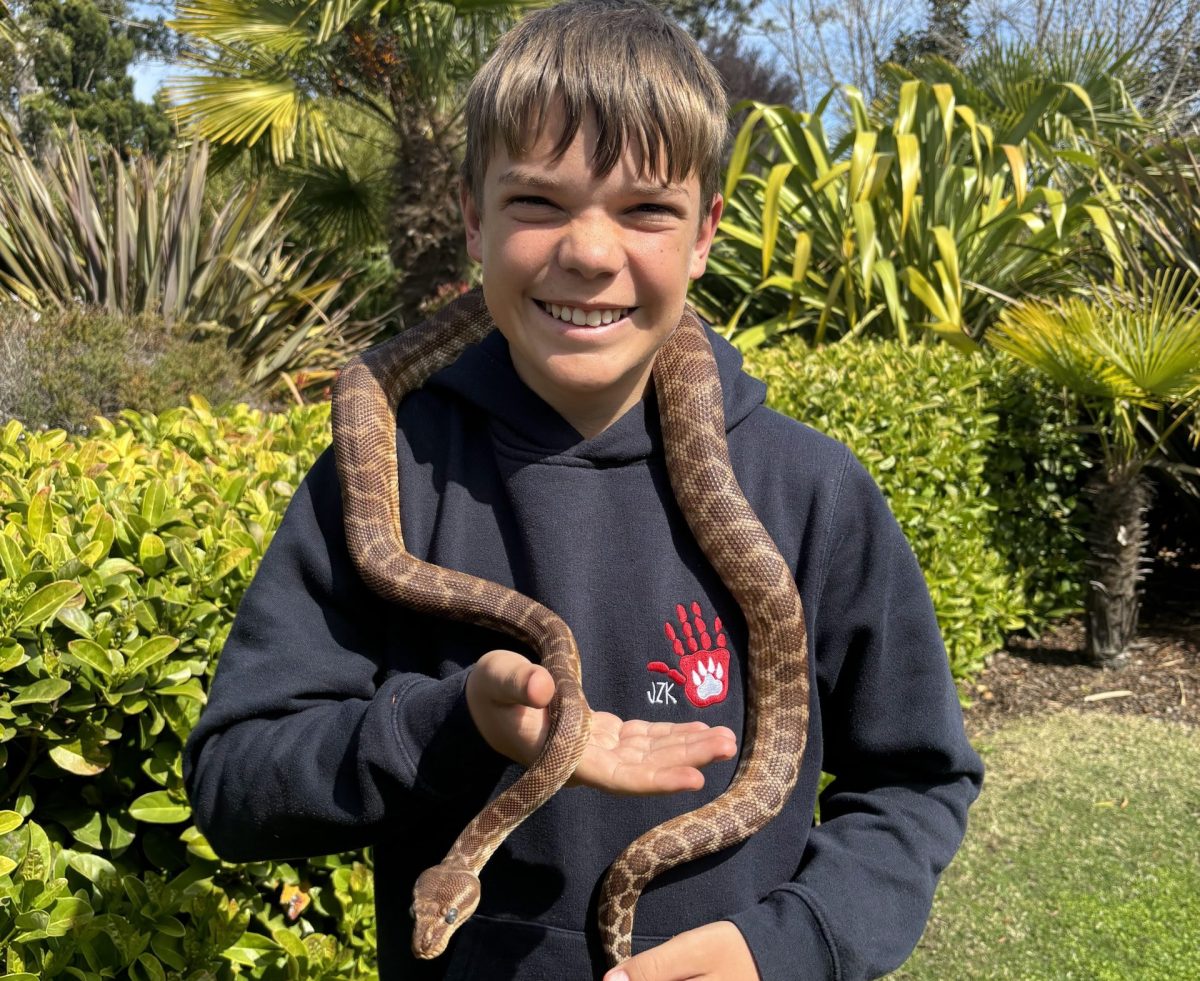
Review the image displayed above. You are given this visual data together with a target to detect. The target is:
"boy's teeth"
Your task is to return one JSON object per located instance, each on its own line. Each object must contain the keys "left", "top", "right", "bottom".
{"left": 544, "top": 301, "right": 628, "bottom": 325}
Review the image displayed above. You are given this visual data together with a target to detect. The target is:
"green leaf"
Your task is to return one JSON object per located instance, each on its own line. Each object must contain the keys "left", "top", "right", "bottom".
{"left": 222, "top": 930, "right": 283, "bottom": 966}
{"left": 181, "top": 825, "right": 218, "bottom": 861}
{"left": 49, "top": 737, "right": 112, "bottom": 776}
{"left": 126, "top": 636, "right": 179, "bottom": 675}
{"left": 273, "top": 925, "right": 308, "bottom": 959}
{"left": 0, "top": 532, "right": 26, "bottom": 580}
{"left": 55, "top": 604, "right": 94, "bottom": 638}
{"left": 46, "top": 896, "right": 93, "bottom": 935}
{"left": 896, "top": 133, "right": 919, "bottom": 238}
{"left": 141, "top": 480, "right": 168, "bottom": 526}
{"left": 0, "top": 810, "right": 23, "bottom": 834}
{"left": 67, "top": 639, "right": 114, "bottom": 677}
{"left": 75, "top": 537, "right": 108, "bottom": 569}
{"left": 0, "top": 640, "right": 27, "bottom": 671}
{"left": 724, "top": 103, "right": 770, "bottom": 202}
{"left": 0, "top": 856, "right": 17, "bottom": 876}
{"left": 135, "top": 953, "right": 166, "bottom": 981}
{"left": 128, "top": 792, "right": 191, "bottom": 824}
{"left": 210, "top": 547, "right": 252, "bottom": 582}
{"left": 139, "top": 533, "right": 167, "bottom": 577}
{"left": 154, "top": 677, "right": 207, "bottom": 701}
{"left": 1000, "top": 143, "right": 1027, "bottom": 206}
{"left": 761, "top": 161, "right": 794, "bottom": 280}
{"left": 65, "top": 850, "right": 118, "bottom": 884}
{"left": 27, "top": 487, "right": 52, "bottom": 543}
{"left": 14, "top": 580, "right": 82, "bottom": 629}
{"left": 10, "top": 677, "right": 71, "bottom": 706}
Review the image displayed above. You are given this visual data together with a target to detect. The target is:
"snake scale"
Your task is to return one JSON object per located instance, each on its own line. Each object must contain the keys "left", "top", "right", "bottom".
{"left": 330, "top": 287, "right": 810, "bottom": 969}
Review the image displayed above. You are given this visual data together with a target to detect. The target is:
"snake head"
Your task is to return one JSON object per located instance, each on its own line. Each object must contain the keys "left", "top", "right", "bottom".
{"left": 409, "top": 866, "right": 481, "bottom": 959}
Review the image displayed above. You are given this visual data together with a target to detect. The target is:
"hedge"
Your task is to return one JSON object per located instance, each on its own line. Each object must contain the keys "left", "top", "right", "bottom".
{"left": 0, "top": 401, "right": 376, "bottom": 979}
{"left": 744, "top": 337, "right": 1090, "bottom": 679}
{"left": 0, "top": 348, "right": 1089, "bottom": 975}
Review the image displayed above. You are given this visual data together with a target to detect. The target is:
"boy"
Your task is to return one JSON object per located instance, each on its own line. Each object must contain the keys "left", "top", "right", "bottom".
{"left": 183, "top": 1, "right": 984, "bottom": 978}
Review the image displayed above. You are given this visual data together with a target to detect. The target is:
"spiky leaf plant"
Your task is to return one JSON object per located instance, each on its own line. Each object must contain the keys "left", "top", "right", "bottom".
{"left": 879, "top": 35, "right": 1148, "bottom": 168}
{"left": 988, "top": 269, "right": 1200, "bottom": 666}
{"left": 0, "top": 116, "right": 383, "bottom": 393}
{"left": 697, "top": 78, "right": 1128, "bottom": 351}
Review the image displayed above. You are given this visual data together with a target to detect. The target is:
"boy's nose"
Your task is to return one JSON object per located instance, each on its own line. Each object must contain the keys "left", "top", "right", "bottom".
{"left": 555, "top": 217, "right": 623, "bottom": 277}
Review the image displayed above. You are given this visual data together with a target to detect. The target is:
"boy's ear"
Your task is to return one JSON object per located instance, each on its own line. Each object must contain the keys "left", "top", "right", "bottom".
{"left": 460, "top": 179, "right": 484, "bottom": 263}
{"left": 689, "top": 192, "right": 724, "bottom": 281}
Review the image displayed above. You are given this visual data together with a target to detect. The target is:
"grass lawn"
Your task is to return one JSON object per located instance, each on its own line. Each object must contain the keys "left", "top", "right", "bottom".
{"left": 893, "top": 711, "right": 1200, "bottom": 980}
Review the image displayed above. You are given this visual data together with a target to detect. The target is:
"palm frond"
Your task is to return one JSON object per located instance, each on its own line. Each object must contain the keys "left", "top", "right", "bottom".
{"left": 171, "top": 0, "right": 324, "bottom": 58}
{"left": 0, "top": 0, "right": 24, "bottom": 46}
{"left": 989, "top": 270, "right": 1200, "bottom": 408}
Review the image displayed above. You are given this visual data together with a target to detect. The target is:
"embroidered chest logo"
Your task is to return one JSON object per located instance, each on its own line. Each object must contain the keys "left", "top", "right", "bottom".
{"left": 646, "top": 601, "right": 730, "bottom": 709}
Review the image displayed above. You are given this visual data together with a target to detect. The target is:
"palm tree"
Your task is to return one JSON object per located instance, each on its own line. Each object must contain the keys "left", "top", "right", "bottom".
{"left": 988, "top": 270, "right": 1200, "bottom": 667}
{"left": 165, "top": 0, "right": 535, "bottom": 320}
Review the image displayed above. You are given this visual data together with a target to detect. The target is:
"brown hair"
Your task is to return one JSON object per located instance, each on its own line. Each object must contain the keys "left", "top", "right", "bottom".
{"left": 461, "top": 0, "right": 729, "bottom": 215}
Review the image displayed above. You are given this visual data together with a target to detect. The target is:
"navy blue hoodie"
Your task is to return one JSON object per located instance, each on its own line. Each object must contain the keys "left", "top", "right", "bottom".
{"left": 183, "top": 323, "right": 983, "bottom": 980}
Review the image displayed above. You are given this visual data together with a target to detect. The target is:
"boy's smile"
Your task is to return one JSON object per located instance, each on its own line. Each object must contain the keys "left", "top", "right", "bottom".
{"left": 461, "top": 102, "right": 723, "bottom": 438}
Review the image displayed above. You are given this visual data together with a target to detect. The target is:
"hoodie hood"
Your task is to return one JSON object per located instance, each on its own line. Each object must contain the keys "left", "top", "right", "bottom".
{"left": 425, "top": 318, "right": 767, "bottom": 467}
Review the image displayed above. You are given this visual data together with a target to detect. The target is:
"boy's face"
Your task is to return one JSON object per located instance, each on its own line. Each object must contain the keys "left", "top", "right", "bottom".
{"left": 461, "top": 102, "right": 723, "bottom": 436}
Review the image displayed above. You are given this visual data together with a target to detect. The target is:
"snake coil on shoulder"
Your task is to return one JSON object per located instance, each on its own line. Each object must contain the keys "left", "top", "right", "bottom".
{"left": 330, "top": 288, "right": 809, "bottom": 968}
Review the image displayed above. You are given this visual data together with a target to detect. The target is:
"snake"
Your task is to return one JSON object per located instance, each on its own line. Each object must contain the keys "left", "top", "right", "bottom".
{"left": 330, "top": 287, "right": 810, "bottom": 969}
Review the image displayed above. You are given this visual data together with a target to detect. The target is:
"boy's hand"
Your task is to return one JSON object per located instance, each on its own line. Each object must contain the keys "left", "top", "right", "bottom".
{"left": 603, "top": 921, "right": 760, "bottom": 980}
{"left": 465, "top": 649, "right": 737, "bottom": 794}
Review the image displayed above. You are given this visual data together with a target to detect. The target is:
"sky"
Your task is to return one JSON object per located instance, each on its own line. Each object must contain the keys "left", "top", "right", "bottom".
{"left": 129, "top": 2, "right": 192, "bottom": 104}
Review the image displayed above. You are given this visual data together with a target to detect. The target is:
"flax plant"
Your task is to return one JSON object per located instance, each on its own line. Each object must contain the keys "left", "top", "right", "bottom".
{"left": 695, "top": 75, "right": 1128, "bottom": 351}
{"left": 0, "top": 117, "right": 383, "bottom": 392}
{"left": 988, "top": 270, "right": 1200, "bottom": 666}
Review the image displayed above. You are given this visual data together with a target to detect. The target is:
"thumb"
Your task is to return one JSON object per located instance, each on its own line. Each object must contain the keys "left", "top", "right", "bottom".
{"left": 477, "top": 649, "right": 555, "bottom": 708}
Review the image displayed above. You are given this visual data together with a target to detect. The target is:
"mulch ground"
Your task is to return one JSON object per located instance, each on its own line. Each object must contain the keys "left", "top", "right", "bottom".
{"left": 961, "top": 561, "right": 1200, "bottom": 736}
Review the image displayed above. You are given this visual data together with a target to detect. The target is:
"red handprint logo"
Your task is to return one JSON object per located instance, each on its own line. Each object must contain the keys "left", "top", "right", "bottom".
{"left": 647, "top": 601, "right": 730, "bottom": 708}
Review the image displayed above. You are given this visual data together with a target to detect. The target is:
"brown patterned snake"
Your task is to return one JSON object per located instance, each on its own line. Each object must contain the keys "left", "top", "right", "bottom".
{"left": 330, "top": 287, "right": 810, "bottom": 969}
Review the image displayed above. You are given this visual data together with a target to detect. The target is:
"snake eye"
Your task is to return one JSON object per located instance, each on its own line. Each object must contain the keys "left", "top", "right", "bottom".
{"left": 444, "top": 907, "right": 458, "bottom": 925}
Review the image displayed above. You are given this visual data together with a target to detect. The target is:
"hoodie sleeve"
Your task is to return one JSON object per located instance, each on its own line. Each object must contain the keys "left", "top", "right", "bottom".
{"left": 182, "top": 446, "right": 505, "bottom": 862}
{"left": 727, "top": 452, "right": 984, "bottom": 980}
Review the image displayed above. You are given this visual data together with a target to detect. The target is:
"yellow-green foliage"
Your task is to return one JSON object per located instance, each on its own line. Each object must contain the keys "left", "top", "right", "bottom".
{"left": 0, "top": 400, "right": 377, "bottom": 978}
{"left": 745, "top": 338, "right": 1090, "bottom": 678}
{"left": 694, "top": 87, "right": 1123, "bottom": 349}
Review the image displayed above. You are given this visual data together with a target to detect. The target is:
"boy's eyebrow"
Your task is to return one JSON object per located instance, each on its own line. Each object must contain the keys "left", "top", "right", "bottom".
{"left": 497, "top": 168, "right": 686, "bottom": 200}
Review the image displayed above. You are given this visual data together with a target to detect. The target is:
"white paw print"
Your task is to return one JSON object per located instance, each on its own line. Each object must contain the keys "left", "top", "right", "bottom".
{"left": 692, "top": 657, "right": 724, "bottom": 700}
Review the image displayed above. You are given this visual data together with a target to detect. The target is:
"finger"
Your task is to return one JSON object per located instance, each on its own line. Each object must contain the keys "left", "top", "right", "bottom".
{"left": 524, "top": 663, "right": 555, "bottom": 708}
{"left": 621, "top": 720, "right": 735, "bottom": 744}
{"left": 614, "top": 725, "right": 738, "bottom": 763}
{"left": 605, "top": 933, "right": 698, "bottom": 981}
{"left": 477, "top": 650, "right": 554, "bottom": 707}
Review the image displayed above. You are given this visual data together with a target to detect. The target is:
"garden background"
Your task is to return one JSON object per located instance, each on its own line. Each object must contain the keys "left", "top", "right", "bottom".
{"left": 0, "top": 0, "right": 1198, "bottom": 977}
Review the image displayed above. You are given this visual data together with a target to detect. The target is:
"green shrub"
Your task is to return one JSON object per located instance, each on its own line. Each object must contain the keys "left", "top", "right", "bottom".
{"left": 0, "top": 402, "right": 378, "bottom": 978}
{"left": 0, "top": 303, "right": 256, "bottom": 431}
{"left": 745, "top": 337, "right": 1090, "bottom": 678}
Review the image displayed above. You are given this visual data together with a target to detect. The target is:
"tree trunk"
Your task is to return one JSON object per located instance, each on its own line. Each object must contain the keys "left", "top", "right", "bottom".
{"left": 1084, "top": 470, "right": 1152, "bottom": 668}
{"left": 385, "top": 97, "right": 467, "bottom": 324}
